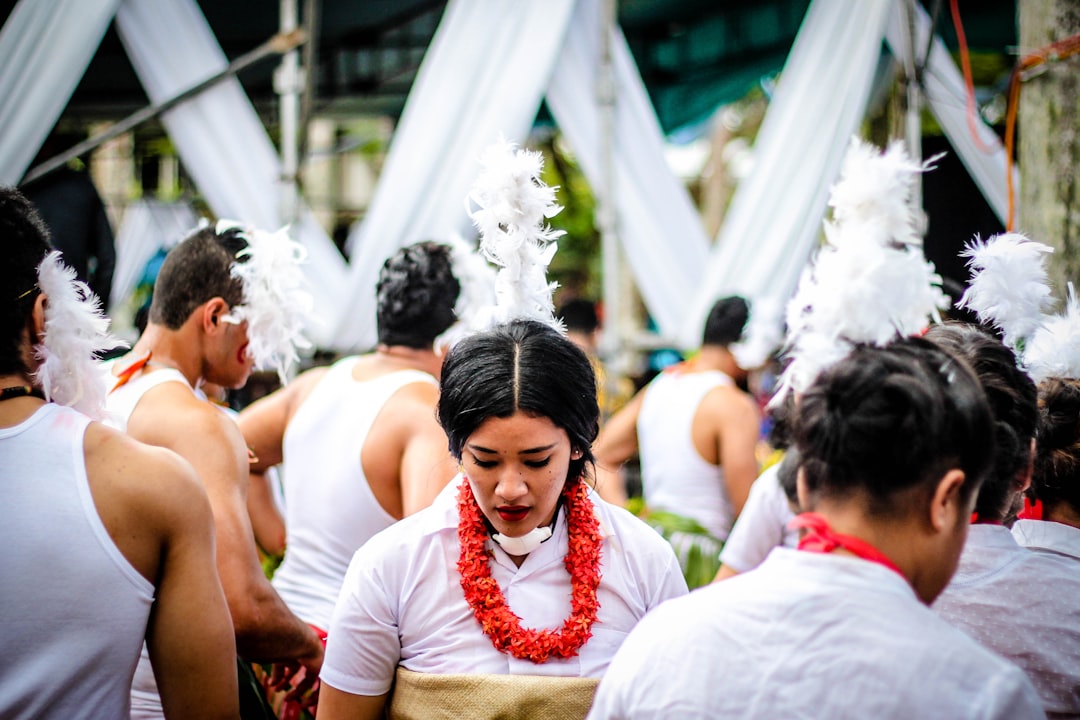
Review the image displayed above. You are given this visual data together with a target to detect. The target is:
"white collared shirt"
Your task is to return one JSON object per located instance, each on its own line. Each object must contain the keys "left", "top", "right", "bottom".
{"left": 934, "top": 524, "right": 1080, "bottom": 716}
{"left": 718, "top": 462, "right": 797, "bottom": 573}
{"left": 588, "top": 548, "right": 1041, "bottom": 719}
{"left": 1012, "top": 518, "right": 1080, "bottom": 562}
{"left": 321, "top": 475, "right": 687, "bottom": 696}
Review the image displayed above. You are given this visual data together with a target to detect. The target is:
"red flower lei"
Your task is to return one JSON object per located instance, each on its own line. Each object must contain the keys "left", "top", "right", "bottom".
{"left": 456, "top": 478, "right": 603, "bottom": 664}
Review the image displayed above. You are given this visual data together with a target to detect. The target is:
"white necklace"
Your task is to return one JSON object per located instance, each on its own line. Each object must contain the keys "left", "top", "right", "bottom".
{"left": 491, "top": 525, "right": 553, "bottom": 556}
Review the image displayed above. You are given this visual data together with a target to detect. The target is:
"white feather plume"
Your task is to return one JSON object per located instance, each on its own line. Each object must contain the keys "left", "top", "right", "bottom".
{"left": 466, "top": 138, "right": 565, "bottom": 331}
{"left": 434, "top": 233, "right": 498, "bottom": 349}
{"left": 773, "top": 138, "right": 948, "bottom": 404}
{"left": 33, "top": 251, "right": 125, "bottom": 419}
{"left": 730, "top": 296, "right": 784, "bottom": 371}
{"left": 217, "top": 220, "right": 313, "bottom": 383}
{"left": 1023, "top": 283, "right": 1080, "bottom": 383}
{"left": 958, "top": 232, "right": 1054, "bottom": 350}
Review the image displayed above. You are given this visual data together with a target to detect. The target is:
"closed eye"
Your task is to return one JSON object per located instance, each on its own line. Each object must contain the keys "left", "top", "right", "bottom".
{"left": 469, "top": 454, "right": 497, "bottom": 469}
{"left": 524, "top": 458, "right": 551, "bottom": 468}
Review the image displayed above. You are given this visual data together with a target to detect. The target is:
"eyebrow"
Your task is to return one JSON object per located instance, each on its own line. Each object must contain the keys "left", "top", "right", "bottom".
{"left": 467, "top": 442, "right": 558, "bottom": 456}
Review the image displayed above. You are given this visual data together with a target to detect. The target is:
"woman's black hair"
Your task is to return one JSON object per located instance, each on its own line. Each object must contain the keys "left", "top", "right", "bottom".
{"left": 1032, "top": 378, "right": 1080, "bottom": 515}
{"left": 437, "top": 319, "right": 599, "bottom": 484}
{"left": 923, "top": 322, "right": 1037, "bottom": 522}
{"left": 795, "top": 337, "right": 993, "bottom": 518}
{"left": 1, "top": 187, "right": 52, "bottom": 376}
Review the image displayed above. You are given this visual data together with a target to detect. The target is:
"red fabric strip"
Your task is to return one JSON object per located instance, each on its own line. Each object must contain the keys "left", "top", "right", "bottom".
{"left": 790, "top": 512, "right": 905, "bottom": 578}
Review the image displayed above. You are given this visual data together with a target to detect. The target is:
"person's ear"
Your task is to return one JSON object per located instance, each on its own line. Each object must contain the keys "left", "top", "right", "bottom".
{"left": 570, "top": 448, "right": 584, "bottom": 460}
{"left": 202, "top": 297, "right": 229, "bottom": 334}
{"left": 929, "top": 468, "right": 966, "bottom": 533}
{"left": 1015, "top": 439, "right": 1036, "bottom": 495}
{"left": 31, "top": 293, "right": 47, "bottom": 342}
{"left": 796, "top": 467, "right": 811, "bottom": 511}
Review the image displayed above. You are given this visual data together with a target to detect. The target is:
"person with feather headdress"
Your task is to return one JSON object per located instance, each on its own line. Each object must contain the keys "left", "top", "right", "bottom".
{"left": 103, "top": 220, "right": 324, "bottom": 718}
{"left": 0, "top": 187, "right": 237, "bottom": 719}
{"left": 587, "top": 140, "right": 1043, "bottom": 720}
{"left": 317, "top": 141, "right": 687, "bottom": 720}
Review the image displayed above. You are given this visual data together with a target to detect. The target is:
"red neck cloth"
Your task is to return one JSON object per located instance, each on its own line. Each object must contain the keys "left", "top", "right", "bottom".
{"left": 791, "top": 512, "right": 905, "bottom": 578}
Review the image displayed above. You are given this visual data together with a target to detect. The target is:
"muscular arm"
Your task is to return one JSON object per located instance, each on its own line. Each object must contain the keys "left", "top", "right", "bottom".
{"left": 713, "top": 388, "right": 761, "bottom": 517}
{"left": 238, "top": 370, "right": 326, "bottom": 557}
{"left": 129, "top": 386, "right": 324, "bottom": 669}
{"left": 397, "top": 384, "right": 458, "bottom": 515}
{"left": 592, "top": 389, "right": 646, "bottom": 505}
{"left": 84, "top": 423, "right": 237, "bottom": 719}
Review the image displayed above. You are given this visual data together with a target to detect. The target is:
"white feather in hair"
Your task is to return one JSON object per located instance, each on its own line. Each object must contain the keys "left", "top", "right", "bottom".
{"left": 434, "top": 234, "right": 498, "bottom": 349}
{"left": 33, "top": 251, "right": 125, "bottom": 419}
{"left": 1023, "top": 283, "right": 1080, "bottom": 383}
{"left": 773, "top": 138, "right": 948, "bottom": 403}
{"left": 730, "top": 296, "right": 783, "bottom": 371}
{"left": 958, "top": 232, "right": 1054, "bottom": 350}
{"left": 217, "top": 220, "right": 313, "bottom": 383}
{"left": 466, "top": 139, "right": 565, "bottom": 331}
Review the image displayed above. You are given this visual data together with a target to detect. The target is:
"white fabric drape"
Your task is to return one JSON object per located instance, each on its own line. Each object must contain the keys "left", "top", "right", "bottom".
{"left": 0, "top": 0, "right": 121, "bottom": 184}
{"left": 884, "top": 0, "right": 1017, "bottom": 225}
{"left": 334, "top": 0, "right": 576, "bottom": 350}
{"left": 679, "top": 0, "right": 892, "bottom": 347}
{"left": 114, "top": 0, "right": 346, "bottom": 348}
{"left": 546, "top": 0, "right": 709, "bottom": 339}
{"left": 110, "top": 199, "right": 198, "bottom": 310}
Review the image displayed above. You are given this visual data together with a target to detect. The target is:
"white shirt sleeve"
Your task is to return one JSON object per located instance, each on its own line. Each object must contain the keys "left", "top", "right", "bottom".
{"left": 320, "top": 546, "right": 400, "bottom": 696}
{"left": 718, "top": 464, "right": 793, "bottom": 573}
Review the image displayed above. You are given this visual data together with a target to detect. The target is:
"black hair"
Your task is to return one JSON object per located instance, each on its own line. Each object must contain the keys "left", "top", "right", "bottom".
{"left": 703, "top": 295, "right": 750, "bottom": 346}
{"left": 777, "top": 447, "right": 801, "bottom": 507}
{"left": 1032, "top": 378, "right": 1080, "bottom": 516}
{"left": 795, "top": 337, "right": 993, "bottom": 518}
{"left": 923, "top": 323, "right": 1037, "bottom": 522}
{"left": 437, "top": 319, "right": 599, "bottom": 485}
{"left": 557, "top": 298, "right": 600, "bottom": 334}
{"left": 376, "top": 241, "right": 461, "bottom": 349}
{"left": 1, "top": 187, "right": 53, "bottom": 376}
{"left": 148, "top": 224, "right": 249, "bottom": 329}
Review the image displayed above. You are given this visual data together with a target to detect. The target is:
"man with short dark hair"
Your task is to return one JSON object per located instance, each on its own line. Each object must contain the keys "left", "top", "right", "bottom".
{"left": 106, "top": 221, "right": 323, "bottom": 718}
{"left": 0, "top": 187, "right": 237, "bottom": 719}
{"left": 594, "top": 296, "right": 761, "bottom": 551}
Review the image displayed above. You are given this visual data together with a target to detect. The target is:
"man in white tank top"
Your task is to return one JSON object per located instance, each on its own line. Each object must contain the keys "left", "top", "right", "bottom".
{"left": 0, "top": 188, "right": 236, "bottom": 719}
{"left": 239, "top": 241, "right": 465, "bottom": 633}
{"left": 106, "top": 222, "right": 325, "bottom": 715}
{"left": 594, "top": 297, "right": 761, "bottom": 542}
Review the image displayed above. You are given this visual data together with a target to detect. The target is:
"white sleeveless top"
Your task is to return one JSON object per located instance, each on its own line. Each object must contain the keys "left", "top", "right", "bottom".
{"left": 272, "top": 358, "right": 438, "bottom": 630}
{"left": 0, "top": 404, "right": 154, "bottom": 719}
{"left": 636, "top": 369, "right": 735, "bottom": 540}
{"left": 103, "top": 366, "right": 195, "bottom": 720}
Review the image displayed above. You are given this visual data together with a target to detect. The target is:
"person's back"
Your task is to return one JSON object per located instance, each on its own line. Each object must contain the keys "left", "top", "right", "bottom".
{"left": 590, "top": 547, "right": 1038, "bottom": 719}
{"left": 933, "top": 528, "right": 1080, "bottom": 716}
{"left": 0, "top": 187, "right": 236, "bottom": 719}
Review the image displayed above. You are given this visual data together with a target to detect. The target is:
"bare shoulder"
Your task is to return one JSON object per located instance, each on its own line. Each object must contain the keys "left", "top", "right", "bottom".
{"left": 703, "top": 384, "right": 760, "bottom": 422}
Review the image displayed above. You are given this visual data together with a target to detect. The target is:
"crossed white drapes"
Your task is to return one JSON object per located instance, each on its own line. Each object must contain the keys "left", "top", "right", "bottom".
{"left": 0, "top": 0, "right": 1016, "bottom": 354}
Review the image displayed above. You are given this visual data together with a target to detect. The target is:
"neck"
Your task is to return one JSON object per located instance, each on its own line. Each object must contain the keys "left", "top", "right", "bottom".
{"left": 128, "top": 324, "right": 202, "bottom": 388}
{"left": 803, "top": 501, "right": 924, "bottom": 589}
{"left": 1045, "top": 500, "right": 1080, "bottom": 530}
{"left": 0, "top": 372, "right": 46, "bottom": 424}
{"left": 694, "top": 345, "right": 742, "bottom": 379}
{"left": 375, "top": 344, "right": 442, "bottom": 377}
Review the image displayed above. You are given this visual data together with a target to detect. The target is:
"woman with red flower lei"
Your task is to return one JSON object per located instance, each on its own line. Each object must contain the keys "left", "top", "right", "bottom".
{"left": 318, "top": 320, "right": 688, "bottom": 720}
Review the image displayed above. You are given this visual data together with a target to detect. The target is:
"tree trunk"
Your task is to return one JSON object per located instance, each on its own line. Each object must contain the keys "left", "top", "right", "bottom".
{"left": 1018, "top": 0, "right": 1080, "bottom": 298}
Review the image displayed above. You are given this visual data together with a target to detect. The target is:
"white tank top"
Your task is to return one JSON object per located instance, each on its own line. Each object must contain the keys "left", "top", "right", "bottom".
{"left": 636, "top": 369, "right": 736, "bottom": 540}
{"left": 0, "top": 404, "right": 154, "bottom": 719}
{"left": 103, "top": 367, "right": 194, "bottom": 719}
{"left": 272, "top": 359, "right": 438, "bottom": 630}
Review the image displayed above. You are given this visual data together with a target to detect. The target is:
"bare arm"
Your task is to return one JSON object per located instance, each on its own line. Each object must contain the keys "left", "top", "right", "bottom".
{"left": 592, "top": 389, "right": 647, "bottom": 505}
{"left": 130, "top": 387, "right": 324, "bottom": 669}
{"left": 317, "top": 686, "right": 388, "bottom": 720}
{"left": 397, "top": 384, "right": 458, "bottom": 516}
{"left": 85, "top": 424, "right": 238, "bottom": 719}
{"left": 714, "top": 388, "right": 761, "bottom": 517}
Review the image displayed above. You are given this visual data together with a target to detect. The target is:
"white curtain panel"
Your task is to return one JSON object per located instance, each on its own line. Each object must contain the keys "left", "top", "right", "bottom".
{"left": 546, "top": 0, "right": 710, "bottom": 341}
{"left": 334, "top": 0, "right": 576, "bottom": 351}
{"left": 114, "top": 0, "right": 346, "bottom": 347}
{"left": 679, "top": 0, "right": 891, "bottom": 348}
{"left": 884, "top": 1, "right": 1016, "bottom": 226}
{"left": 0, "top": 0, "right": 121, "bottom": 184}
{"left": 110, "top": 199, "right": 199, "bottom": 310}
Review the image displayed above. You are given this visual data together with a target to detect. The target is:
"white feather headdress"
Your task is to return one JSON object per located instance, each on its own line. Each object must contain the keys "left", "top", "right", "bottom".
{"left": 216, "top": 220, "right": 313, "bottom": 383}
{"left": 434, "top": 233, "right": 498, "bottom": 349}
{"left": 958, "top": 232, "right": 1054, "bottom": 351}
{"left": 466, "top": 138, "right": 565, "bottom": 332}
{"left": 729, "top": 296, "right": 784, "bottom": 372}
{"left": 1024, "top": 283, "right": 1080, "bottom": 383}
{"left": 774, "top": 138, "right": 949, "bottom": 403}
{"left": 33, "top": 251, "right": 125, "bottom": 419}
